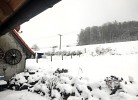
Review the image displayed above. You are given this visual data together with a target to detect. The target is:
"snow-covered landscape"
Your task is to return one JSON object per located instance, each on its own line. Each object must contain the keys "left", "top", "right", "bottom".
{"left": 0, "top": 41, "right": 138, "bottom": 100}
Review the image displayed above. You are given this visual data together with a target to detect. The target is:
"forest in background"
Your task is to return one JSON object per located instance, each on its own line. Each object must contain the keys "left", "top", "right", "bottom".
{"left": 77, "top": 21, "right": 138, "bottom": 45}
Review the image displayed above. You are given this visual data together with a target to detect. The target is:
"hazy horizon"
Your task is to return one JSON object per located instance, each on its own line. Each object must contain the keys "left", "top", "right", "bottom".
{"left": 20, "top": 0, "right": 138, "bottom": 49}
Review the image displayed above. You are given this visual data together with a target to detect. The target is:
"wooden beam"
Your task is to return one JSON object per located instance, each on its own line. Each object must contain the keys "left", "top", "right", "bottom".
{"left": 9, "top": 0, "right": 26, "bottom": 11}
{"left": 0, "top": 8, "right": 9, "bottom": 22}
{"left": 0, "top": 0, "right": 61, "bottom": 35}
{"left": 0, "top": 0, "right": 13, "bottom": 16}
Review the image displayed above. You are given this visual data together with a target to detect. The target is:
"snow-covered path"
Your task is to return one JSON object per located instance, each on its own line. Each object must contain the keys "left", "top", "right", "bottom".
{"left": 0, "top": 90, "right": 46, "bottom": 100}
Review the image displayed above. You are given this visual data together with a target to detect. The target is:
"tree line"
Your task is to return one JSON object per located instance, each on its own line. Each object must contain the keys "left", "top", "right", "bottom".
{"left": 77, "top": 21, "right": 138, "bottom": 45}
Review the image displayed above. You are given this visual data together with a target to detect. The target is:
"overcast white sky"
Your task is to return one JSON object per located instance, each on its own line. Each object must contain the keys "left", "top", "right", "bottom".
{"left": 20, "top": 0, "right": 138, "bottom": 49}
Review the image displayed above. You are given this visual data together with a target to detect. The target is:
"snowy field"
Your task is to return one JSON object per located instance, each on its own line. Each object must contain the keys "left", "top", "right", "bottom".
{"left": 0, "top": 41, "right": 138, "bottom": 100}
{"left": 29, "top": 40, "right": 138, "bottom": 81}
{"left": 27, "top": 53, "right": 138, "bottom": 82}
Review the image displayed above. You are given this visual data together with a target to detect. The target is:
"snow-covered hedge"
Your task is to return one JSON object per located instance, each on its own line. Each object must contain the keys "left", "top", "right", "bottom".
{"left": 45, "top": 50, "right": 83, "bottom": 56}
{"left": 43, "top": 46, "right": 122, "bottom": 57}
{"left": 8, "top": 69, "right": 138, "bottom": 100}
{"left": 91, "top": 47, "right": 118, "bottom": 56}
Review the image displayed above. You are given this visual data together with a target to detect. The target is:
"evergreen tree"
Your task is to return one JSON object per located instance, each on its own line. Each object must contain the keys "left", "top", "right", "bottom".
{"left": 77, "top": 21, "right": 138, "bottom": 45}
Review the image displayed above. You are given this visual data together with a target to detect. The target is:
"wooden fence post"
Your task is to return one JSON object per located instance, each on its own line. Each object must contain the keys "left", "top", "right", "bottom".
{"left": 35, "top": 52, "right": 38, "bottom": 63}
{"left": 62, "top": 54, "right": 63, "bottom": 60}
{"left": 71, "top": 54, "right": 72, "bottom": 59}
{"left": 84, "top": 48, "right": 86, "bottom": 53}
{"left": 51, "top": 55, "right": 52, "bottom": 62}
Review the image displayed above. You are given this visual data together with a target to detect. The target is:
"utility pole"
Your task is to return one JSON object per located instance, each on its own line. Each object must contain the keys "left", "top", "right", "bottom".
{"left": 58, "top": 34, "right": 62, "bottom": 50}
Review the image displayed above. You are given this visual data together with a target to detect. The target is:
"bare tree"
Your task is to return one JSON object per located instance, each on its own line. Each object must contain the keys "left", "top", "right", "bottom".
{"left": 31, "top": 44, "right": 39, "bottom": 51}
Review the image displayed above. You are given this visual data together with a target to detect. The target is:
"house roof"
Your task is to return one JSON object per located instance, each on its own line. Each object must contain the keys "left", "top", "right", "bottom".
{"left": 0, "top": 0, "right": 61, "bottom": 36}
{"left": 10, "top": 29, "right": 34, "bottom": 58}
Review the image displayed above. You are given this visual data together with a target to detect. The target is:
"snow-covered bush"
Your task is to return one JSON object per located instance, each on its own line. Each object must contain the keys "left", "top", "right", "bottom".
{"left": 76, "top": 50, "right": 83, "bottom": 56}
{"left": 54, "top": 68, "right": 68, "bottom": 74}
{"left": 104, "top": 76, "right": 123, "bottom": 95}
{"left": 8, "top": 69, "right": 41, "bottom": 90}
{"left": 55, "top": 51, "right": 62, "bottom": 55}
{"left": 8, "top": 69, "right": 138, "bottom": 100}
{"left": 92, "top": 47, "right": 117, "bottom": 56}
{"left": 28, "top": 68, "right": 75, "bottom": 99}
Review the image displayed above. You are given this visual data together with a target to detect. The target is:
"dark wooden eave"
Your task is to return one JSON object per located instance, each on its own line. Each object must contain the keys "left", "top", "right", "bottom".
{"left": 0, "top": 0, "right": 61, "bottom": 36}
{"left": 11, "top": 29, "right": 34, "bottom": 58}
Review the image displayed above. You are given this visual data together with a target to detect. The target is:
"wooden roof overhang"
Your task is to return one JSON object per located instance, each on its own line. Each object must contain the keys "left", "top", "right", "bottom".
{"left": 11, "top": 29, "right": 35, "bottom": 58}
{"left": 0, "top": 0, "right": 61, "bottom": 36}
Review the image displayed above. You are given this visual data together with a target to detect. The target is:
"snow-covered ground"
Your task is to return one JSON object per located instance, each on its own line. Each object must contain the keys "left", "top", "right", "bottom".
{"left": 0, "top": 90, "right": 48, "bottom": 100}
{"left": 0, "top": 41, "right": 138, "bottom": 100}
{"left": 27, "top": 54, "right": 138, "bottom": 82}
{"left": 29, "top": 40, "right": 138, "bottom": 82}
